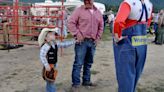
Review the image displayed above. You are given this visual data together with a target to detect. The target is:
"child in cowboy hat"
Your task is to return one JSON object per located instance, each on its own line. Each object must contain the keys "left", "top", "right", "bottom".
{"left": 38, "top": 28, "right": 75, "bottom": 92}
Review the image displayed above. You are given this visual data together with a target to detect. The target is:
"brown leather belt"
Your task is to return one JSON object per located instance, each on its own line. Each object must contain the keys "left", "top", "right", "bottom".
{"left": 84, "top": 38, "right": 95, "bottom": 42}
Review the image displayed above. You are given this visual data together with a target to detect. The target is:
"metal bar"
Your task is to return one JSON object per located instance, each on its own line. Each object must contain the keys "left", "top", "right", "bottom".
{"left": 0, "top": 15, "right": 62, "bottom": 19}
{"left": 0, "top": 5, "right": 63, "bottom": 9}
{"left": 60, "top": 0, "right": 64, "bottom": 56}
{"left": 0, "top": 33, "right": 39, "bottom": 36}
{"left": 0, "top": 24, "right": 62, "bottom": 29}
{"left": 23, "top": 6, "right": 63, "bottom": 8}
{"left": 0, "top": 32, "right": 65, "bottom": 39}
{"left": 0, "top": 41, "right": 39, "bottom": 46}
{"left": 0, "top": 0, "right": 66, "bottom": 46}
{"left": 0, "top": 0, "right": 13, "bottom": 3}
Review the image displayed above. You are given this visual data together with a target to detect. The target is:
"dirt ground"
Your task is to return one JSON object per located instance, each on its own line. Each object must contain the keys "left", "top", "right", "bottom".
{"left": 0, "top": 38, "right": 164, "bottom": 92}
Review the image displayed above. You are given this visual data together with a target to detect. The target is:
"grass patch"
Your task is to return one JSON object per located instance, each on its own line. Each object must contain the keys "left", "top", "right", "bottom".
{"left": 101, "top": 63, "right": 110, "bottom": 67}
{"left": 101, "top": 26, "right": 113, "bottom": 41}
{"left": 154, "top": 86, "right": 164, "bottom": 92}
{"left": 0, "top": 45, "right": 4, "bottom": 49}
{"left": 147, "top": 33, "right": 154, "bottom": 38}
{"left": 91, "top": 70, "right": 100, "bottom": 75}
{"left": 56, "top": 82, "right": 64, "bottom": 87}
{"left": 137, "top": 81, "right": 164, "bottom": 92}
{"left": 66, "top": 33, "right": 73, "bottom": 39}
{"left": 137, "top": 87, "right": 152, "bottom": 92}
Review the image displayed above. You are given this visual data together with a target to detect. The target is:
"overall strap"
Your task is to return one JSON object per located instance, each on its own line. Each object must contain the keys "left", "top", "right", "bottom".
{"left": 138, "top": 0, "right": 148, "bottom": 22}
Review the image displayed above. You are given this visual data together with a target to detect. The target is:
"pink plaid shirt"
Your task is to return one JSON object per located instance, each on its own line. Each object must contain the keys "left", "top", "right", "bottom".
{"left": 68, "top": 5, "right": 104, "bottom": 41}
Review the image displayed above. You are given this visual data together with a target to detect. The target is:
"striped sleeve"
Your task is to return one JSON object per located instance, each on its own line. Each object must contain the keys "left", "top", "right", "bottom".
{"left": 56, "top": 40, "right": 75, "bottom": 48}
{"left": 39, "top": 43, "right": 50, "bottom": 67}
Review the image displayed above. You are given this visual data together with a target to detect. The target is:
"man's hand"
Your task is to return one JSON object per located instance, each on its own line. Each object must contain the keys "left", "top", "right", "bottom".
{"left": 114, "top": 33, "right": 127, "bottom": 43}
{"left": 75, "top": 33, "right": 84, "bottom": 43}
{"left": 94, "top": 40, "right": 100, "bottom": 46}
{"left": 45, "top": 64, "right": 51, "bottom": 71}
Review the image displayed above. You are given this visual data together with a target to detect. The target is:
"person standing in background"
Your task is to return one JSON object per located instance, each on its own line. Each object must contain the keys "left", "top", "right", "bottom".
{"left": 152, "top": 12, "right": 159, "bottom": 43}
{"left": 103, "top": 13, "right": 108, "bottom": 31}
{"left": 108, "top": 11, "right": 115, "bottom": 33}
{"left": 155, "top": 10, "right": 164, "bottom": 45}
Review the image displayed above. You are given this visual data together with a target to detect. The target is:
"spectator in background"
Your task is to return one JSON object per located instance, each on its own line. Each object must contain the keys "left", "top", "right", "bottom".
{"left": 158, "top": 10, "right": 164, "bottom": 27}
{"left": 0, "top": 13, "right": 2, "bottom": 23}
{"left": 152, "top": 12, "right": 159, "bottom": 43}
{"left": 103, "top": 13, "right": 108, "bottom": 31}
{"left": 155, "top": 9, "right": 164, "bottom": 45}
{"left": 57, "top": 10, "right": 68, "bottom": 38}
{"left": 108, "top": 10, "right": 115, "bottom": 33}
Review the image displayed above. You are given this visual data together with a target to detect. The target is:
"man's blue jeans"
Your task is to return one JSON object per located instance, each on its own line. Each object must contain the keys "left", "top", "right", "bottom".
{"left": 72, "top": 39, "right": 96, "bottom": 86}
{"left": 113, "top": 24, "right": 148, "bottom": 92}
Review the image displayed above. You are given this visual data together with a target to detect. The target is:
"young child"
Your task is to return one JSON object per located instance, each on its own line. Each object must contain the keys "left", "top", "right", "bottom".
{"left": 38, "top": 28, "right": 75, "bottom": 92}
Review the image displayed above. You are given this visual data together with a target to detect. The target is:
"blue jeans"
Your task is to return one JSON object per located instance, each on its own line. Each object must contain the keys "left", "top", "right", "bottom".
{"left": 109, "top": 21, "right": 113, "bottom": 33}
{"left": 154, "top": 23, "right": 158, "bottom": 42}
{"left": 154, "top": 23, "right": 158, "bottom": 32}
{"left": 72, "top": 39, "right": 96, "bottom": 86}
{"left": 113, "top": 24, "right": 147, "bottom": 92}
{"left": 46, "top": 81, "right": 56, "bottom": 92}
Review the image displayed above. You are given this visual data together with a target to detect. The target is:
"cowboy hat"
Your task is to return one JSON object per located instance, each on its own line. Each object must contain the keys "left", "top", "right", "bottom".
{"left": 38, "top": 28, "right": 60, "bottom": 47}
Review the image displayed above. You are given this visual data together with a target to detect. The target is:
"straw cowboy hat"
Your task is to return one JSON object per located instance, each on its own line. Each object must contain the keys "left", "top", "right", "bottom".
{"left": 38, "top": 28, "right": 60, "bottom": 47}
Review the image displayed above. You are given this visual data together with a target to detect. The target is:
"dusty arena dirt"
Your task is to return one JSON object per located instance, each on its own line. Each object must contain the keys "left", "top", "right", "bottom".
{"left": 0, "top": 38, "right": 164, "bottom": 92}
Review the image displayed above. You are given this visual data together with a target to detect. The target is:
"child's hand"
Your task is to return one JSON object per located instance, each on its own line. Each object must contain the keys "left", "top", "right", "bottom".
{"left": 45, "top": 64, "right": 51, "bottom": 71}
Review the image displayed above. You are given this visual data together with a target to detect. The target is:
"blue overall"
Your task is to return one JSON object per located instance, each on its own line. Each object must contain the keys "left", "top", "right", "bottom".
{"left": 113, "top": 1, "right": 150, "bottom": 91}
{"left": 113, "top": 23, "right": 148, "bottom": 92}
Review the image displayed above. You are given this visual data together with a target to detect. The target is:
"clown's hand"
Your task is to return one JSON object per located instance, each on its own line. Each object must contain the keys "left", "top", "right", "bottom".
{"left": 114, "top": 33, "right": 127, "bottom": 43}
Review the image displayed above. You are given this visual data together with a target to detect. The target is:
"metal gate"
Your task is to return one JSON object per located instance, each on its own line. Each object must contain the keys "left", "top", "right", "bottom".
{"left": 0, "top": 0, "right": 65, "bottom": 46}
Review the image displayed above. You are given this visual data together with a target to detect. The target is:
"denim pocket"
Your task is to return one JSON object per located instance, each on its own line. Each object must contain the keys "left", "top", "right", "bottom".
{"left": 118, "top": 38, "right": 136, "bottom": 63}
{"left": 114, "top": 38, "right": 131, "bottom": 46}
{"left": 119, "top": 48, "right": 136, "bottom": 64}
{"left": 114, "top": 38, "right": 134, "bottom": 51}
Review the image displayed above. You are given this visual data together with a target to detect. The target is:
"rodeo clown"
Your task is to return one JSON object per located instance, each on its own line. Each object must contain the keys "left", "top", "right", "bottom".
{"left": 113, "top": 0, "right": 153, "bottom": 92}
{"left": 38, "top": 28, "right": 75, "bottom": 92}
